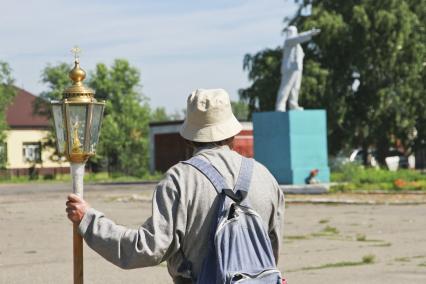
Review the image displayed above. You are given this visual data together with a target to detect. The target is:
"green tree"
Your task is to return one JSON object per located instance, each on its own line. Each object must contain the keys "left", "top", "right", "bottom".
{"left": 36, "top": 63, "right": 71, "bottom": 117}
{"left": 36, "top": 63, "right": 71, "bottom": 163}
{"left": 406, "top": 0, "right": 426, "bottom": 155}
{"left": 0, "top": 62, "right": 17, "bottom": 167}
{"left": 169, "top": 109, "right": 185, "bottom": 120}
{"left": 150, "top": 107, "right": 169, "bottom": 122}
{"left": 231, "top": 100, "right": 250, "bottom": 121}
{"left": 88, "top": 59, "right": 151, "bottom": 176}
{"left": 239, "top": 48, "right": 282, "bottom": 115}
{"left": 241, "top": 0, "right": 425, "bottom": 164}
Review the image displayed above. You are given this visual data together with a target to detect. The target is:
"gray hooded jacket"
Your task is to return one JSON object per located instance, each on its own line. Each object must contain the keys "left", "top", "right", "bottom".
{"left": 78, "top": 145, "right": 285, "bottom": 283}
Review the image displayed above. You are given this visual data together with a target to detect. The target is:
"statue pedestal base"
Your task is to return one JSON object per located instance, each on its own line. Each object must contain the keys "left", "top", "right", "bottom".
{"left": 253, "top": 110, "right": 330, "bottom": 185}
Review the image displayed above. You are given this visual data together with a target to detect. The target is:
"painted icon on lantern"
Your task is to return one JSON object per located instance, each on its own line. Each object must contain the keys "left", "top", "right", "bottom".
{"left": 70, "top": 107, "right": 86, "bottom": 153}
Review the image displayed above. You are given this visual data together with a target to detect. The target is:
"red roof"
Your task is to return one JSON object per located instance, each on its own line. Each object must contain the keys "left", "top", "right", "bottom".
{"left": 6, "top": 88, "right": 50, "bottom": 129}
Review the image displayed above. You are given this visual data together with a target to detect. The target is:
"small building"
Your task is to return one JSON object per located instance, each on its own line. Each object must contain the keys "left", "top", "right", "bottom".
{"left": 149, "top": 120, "right": 253, "bottom": 172}
{"left": 3, "top": 88, "right": 69, "bottom": 176}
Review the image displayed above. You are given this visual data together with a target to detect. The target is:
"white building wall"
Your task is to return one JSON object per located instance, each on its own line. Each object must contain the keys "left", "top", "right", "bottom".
{"left": 5, "top": 129, "right": 69, "bottom": 169}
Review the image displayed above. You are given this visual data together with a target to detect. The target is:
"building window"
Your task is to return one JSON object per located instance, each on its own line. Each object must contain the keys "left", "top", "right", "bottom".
{"left": 23, "top": 142, "right": 41, "bottom": 163}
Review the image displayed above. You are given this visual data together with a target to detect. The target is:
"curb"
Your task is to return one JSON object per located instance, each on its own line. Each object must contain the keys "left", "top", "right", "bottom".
{"left": 280, "top": 184, "right": 329, "bottom": 194}
{"left": 285, "top": 199, "right": 426, "bottom": 205}
{"left": 90, "top": 181, "right": 158, "bottom": 186}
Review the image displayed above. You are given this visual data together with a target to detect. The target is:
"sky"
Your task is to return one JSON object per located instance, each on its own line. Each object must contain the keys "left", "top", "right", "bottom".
{"left": 1, "top": 0, "right": 298, "bottom": 114}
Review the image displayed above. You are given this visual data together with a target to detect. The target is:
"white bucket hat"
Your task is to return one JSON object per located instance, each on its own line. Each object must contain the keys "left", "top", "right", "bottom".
{"left": 180, "top": 88, "right": 242, "bottom": 142}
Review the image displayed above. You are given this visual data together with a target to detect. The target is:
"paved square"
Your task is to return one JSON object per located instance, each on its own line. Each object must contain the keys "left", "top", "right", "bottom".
{"left": 1, "top": 183, "right": 425, "bottom": 283}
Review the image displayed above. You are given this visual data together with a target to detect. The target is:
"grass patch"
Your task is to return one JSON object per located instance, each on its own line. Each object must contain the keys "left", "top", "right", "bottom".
{"left": 412, "top": 255, "right": 426, "bottom": 259}
{"left": 319, "top": 219, "right": 329, "bottom": 224}
{"left": 323, "top": 226, "right": 339, "bottom": 234}
{"left": 395, "top": 255, "right": 426, "bottom": 263}
{"left": 356, "top": 234, "right": 367, "bottom": 241}
{"left": 418, "top": 262, "right": 426, "bottom": 267}
{"left": 285, "top": 226, "right": 344, "bottom": 241}
{"left": 369, "top": 242, "right": 392, "bottom": 247}
{"left": 362, "top": 254, "right": 375, "bottom": 264}
{"left": 354, "top": 234, "right": 386, "bottom": 244}
{"left": 0, "top": 171, "right": 164, "bottom": 184}
{"left": 285, "top": 235, "right": 309, "bottom": 240}
{"left": 364, "top": 239, "right": 386, "bottom": 243}
{"left": 289, "top": 254, "right": 375, "bottom": 272}
{"left": 312, "top": 225, "right": 340, "bottom": 237}
{"left": 395, "top": 257, "right": 411, "bottom": 262}
{"left": 330, "top": 164, "right": 426, "bottom": 192}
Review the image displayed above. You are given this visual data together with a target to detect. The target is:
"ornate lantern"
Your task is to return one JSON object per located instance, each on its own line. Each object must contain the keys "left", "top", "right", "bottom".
{"left": 51, "top": 51, "right": 105, "bottom": 164}
{"left": 51, "top": 47, "right": 105, "bottom": 284}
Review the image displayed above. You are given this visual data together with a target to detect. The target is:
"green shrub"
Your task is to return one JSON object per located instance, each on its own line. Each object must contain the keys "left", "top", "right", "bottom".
{"left": 334, "top": 165, "right": 426, "bottom": 184}
{"left": 331, "top": 162, "right": 426, "bottom": 191}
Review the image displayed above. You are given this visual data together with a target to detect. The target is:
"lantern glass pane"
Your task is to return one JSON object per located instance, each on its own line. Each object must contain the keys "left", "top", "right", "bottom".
{"left": 52, "top": 104, "right": 66, "bottom": 154}
{"left": 90, "top": 104, "right": 104, "bottom": 153}
{"left": 68, "top": 105, "right": 87, "bottom": 154}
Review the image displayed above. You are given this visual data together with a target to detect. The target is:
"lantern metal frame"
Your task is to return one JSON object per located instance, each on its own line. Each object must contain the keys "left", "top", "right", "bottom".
{"left": 51, "top": 99, "right": 105, "bottom": 163}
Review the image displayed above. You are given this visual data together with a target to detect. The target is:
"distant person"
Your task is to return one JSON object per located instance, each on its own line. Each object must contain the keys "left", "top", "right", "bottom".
{"left": 276, "top": 25, "right": 321, "bottom": 112}
{"left": 66, "top": 89, "right": 285, "bottom": 283}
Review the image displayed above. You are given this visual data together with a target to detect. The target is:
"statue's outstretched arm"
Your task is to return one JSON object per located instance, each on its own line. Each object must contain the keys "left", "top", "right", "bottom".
{"left": 285, "top": 28, "right": 321, "bottom": 45}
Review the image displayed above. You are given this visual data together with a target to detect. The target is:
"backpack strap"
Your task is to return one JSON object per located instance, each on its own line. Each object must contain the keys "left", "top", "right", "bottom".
{"left": 182, "top": 156, "right": 230, "bottom": 229}
{"left": 181, "top": 156, "right": 229, "bottom": 282}
{"left": 232, "top": 157, "right": 254, "bottom": 206}
{"left": 182, "top": 156, "right": 250, "bottom": 240}
{"left": 182, "top": 156, "right": 230, "bottom": 194}
{"left": 183, "top": 156, "right": 254, "bottom": 204}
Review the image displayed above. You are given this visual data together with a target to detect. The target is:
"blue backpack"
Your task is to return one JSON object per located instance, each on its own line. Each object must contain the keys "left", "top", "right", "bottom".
{"left": 182, "top": 156, "right": 282, "bottom": 284}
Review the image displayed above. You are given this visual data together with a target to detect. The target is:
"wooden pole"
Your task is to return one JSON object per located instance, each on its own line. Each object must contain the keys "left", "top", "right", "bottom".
{"left": 73, "top": 223, "right": 83, "bottom": 284}
{"left": 71, "top": 163, "right": 85, "bottom": 284}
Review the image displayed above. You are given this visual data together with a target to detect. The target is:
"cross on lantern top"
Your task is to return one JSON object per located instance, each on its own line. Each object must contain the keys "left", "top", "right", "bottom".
{"left": 71, "top": 46, "right": 82, "bottom": 62}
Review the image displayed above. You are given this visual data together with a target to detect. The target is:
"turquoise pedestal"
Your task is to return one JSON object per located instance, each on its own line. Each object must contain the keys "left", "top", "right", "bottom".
{"left": 253, "top": 110, "right": 330, "bottom": 185}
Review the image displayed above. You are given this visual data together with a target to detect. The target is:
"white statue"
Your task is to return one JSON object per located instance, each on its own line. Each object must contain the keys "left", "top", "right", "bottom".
{"left": 275, "top": 26, "right": 321, "bottom": 112}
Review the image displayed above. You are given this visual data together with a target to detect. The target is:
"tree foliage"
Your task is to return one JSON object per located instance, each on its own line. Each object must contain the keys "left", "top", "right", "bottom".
{"left": 89, "top": 59, "right": 151, "bottom": 176}
{"left": 35, "top": 63, "right": 71, "bottom": 163}
{"left": 150, "top": 107, "right": 170, "bottom": 122}
{"left": 0, "top": 62, "right": 17, "bottom": 167}
{"left": 231, "top": 100, "right": 250, "bottom": 121}
{"left": 239, "top": 48, "right": 282, "bottom": 115}
{"left": 240, "top": 0, "right": 425, "bottom": 163}
{"left": 36, "top": 63, "right": 71, "bottom": 117}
